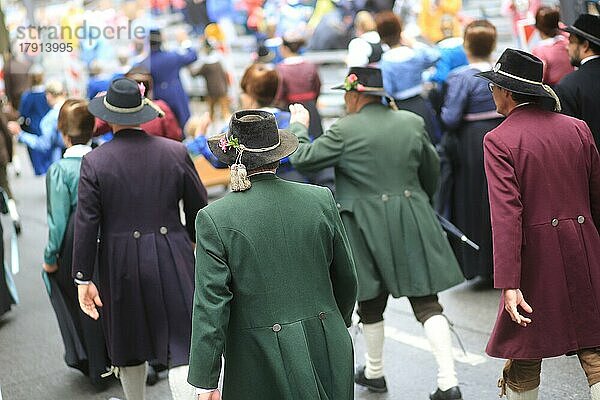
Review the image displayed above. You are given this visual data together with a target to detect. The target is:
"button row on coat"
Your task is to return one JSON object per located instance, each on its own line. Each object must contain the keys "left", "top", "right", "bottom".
{"left": 132, "top": 227, "right": 169, "bottom": 238}
{"left": 271, "top": 312, "right": 327, "bottom": 332}
{"left": 550, "top": 216, "right": 586, "bottom": 227}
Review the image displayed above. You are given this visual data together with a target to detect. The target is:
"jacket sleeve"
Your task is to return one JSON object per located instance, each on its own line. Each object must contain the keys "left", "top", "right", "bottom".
{"left": 483, "top": 132, "right": 523, "bottom": 289}
{"left": 417, "top": 127, "right": 441, "bottom": 200}
{"left": 327, "top": 191, "right": 358, "bottom": 327}
{"left": 187, "top": 209, "right": 232, "bottom": 389}
{"left": 440, "top": 72, "right": 468, "bottom": 130}
{"left": 180, "top": 145, "right": 208, "bottom": 242}
{"left": 288, "top": 121, "right": 345, "bottom": 173}
{"left": 19, "top": 112, "right": 56, "bottom": 152}
{"left": 44, "top": 164, "right": 71, "bottom": 265}
{"left": 72, "top": 155, "right": 101, "bottom": 281}
{"left": 177, "top": 47, "right": 198, "bottom": 68}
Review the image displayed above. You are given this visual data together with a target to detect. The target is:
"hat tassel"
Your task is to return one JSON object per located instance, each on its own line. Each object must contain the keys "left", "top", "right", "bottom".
{"left": 230, "top": 149, "right": 251, "bottom": 192}
{"left": 143, "top": 98, "right": 166, "bottom": 118}
{"left": 542, "top": 84, "right": 562, "bottom": 112}
{"left": 230, "top": 164, "right": 251, "bottom": 192}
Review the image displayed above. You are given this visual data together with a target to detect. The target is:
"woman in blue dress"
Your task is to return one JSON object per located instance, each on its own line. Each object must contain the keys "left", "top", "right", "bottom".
{"left": 376, "top": 11, "right": 441, "bottom": 142}
{"left": 440, "top": 20, "right": 503, "bottom": 282}
{"left": 17, "top": 67, "right": 51, "bottom": 175}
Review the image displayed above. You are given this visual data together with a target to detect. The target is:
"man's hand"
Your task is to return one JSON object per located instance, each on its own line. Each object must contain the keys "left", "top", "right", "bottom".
{"left": 78, "top": 282, "right": 103, "bottom": 320}
{"left": 289, "top": 104, "right": 310, "bottom": 128}
{"left": 198, "top": 389, "right": 221, "bottom": 400}
{"left": 7, "top": 121, "right": 21, "bottom": 136}
{"left": 503, "top": 288, "right": 533, "bottom": 327}
{"left": 42, "top": 262, "right": 58, "bottom": 273}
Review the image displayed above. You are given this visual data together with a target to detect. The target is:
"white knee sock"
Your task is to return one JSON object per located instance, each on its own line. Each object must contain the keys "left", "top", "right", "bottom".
{"left": 423, "top": 315, "right": 458, "bottom": 391}
{"left": 362, "top": 321, "right": 385, "bottom": 379}
{"left": 119, "top": 363, "right": 147, "bottom": 400}
{"left": 591, "top": 382, "right": 600, "bottom": 400}
{"left": 168, "top": 365, "right": 194, "bottom": 400}
{"left": 505, "top": 386, "right": 539, "bottom": 400}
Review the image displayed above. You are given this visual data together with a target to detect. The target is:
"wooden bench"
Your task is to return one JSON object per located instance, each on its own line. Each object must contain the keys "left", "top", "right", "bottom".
{"left": 194, "top": 157, "right": 230, "bottom": 188}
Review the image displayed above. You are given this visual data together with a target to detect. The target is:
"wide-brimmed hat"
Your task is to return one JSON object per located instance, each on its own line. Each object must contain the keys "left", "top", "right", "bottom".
{"left": 88, "top": 77, "right": 159, "bottom": 125}
{"left": 475, "top": 48, "right": 560, "bottom": 110}
{"left": 562, "top": 14, "right": 600, "bottom": 47}
{"left": 208, "top": 110, "right": 299, "bottom": 171}
{"left": 332, "top": 67, "right": 390, "bottom": 97}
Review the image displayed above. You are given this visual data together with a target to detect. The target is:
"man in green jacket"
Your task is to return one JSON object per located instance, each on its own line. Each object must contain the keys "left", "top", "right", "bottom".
{"left": 289, "top": 67, "right": 465, "bottom": 400}
{"left": 187, "top": 109, "right": 358, "bottom": 400}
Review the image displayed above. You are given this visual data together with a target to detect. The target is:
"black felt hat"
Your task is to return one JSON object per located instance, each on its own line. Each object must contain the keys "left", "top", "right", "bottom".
{"left": 207, "top": 110, "right": 299, "bottom": 170}
{"left": 332, "top": 67, "right": 390, "bottom": 97}
{"left": 476, "top": 49, "right": 555, "bottom": 100}
{"left": 563, "top": 14, "right": 600, "bottom": 47}
{"left": 88, "top": 78, "right": 159, "bottom": 125}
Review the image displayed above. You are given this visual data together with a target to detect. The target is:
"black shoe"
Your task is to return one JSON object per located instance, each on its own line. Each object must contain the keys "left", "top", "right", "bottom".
{"left": 354, "top": 366, "right": 388, "bottom": 393}
{"left": 430, "top": 386, "right": 462, "bottom": 400}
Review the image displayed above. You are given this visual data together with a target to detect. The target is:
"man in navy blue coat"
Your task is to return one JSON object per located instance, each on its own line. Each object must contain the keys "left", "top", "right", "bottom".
{"left": 73, "top": 78, "right": 207, "bottom": 400}
{"left": 140, "top": 29, "right": 197, "bottom": 129}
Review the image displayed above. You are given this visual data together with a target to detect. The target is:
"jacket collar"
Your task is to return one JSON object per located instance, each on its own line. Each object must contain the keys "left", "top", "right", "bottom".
{"left": 249, "top": 172, "right": 278, "bottom": 182}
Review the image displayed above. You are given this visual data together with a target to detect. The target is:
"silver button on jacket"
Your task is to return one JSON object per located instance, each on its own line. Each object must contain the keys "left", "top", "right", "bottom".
{"left": 272, "top": 324, "right": 282, "bottom": 332}
{"left": 551, "top": 218, "right": 559, "bottom": 227}
{"left": 160, "top": 226, "right": 168, "bottom": 235}
{"left": 133, "top": 230, "right": 141, "bottom": 239}
{"left": 578, "top": 216, "right": 585, "bottom": 224}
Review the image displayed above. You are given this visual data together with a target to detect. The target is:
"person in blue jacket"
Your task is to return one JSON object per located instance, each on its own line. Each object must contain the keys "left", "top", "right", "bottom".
{"left": 8, "top": 81, "right": 66, "bottom": 175}
{"left": 140, "top": 29, "right": 197, "bottom": 129}
{"left": 17, "top": 66, "right": 51, "bottom": 175}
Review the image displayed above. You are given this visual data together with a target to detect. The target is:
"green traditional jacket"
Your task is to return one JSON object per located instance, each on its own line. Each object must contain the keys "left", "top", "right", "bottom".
{"left": 188, "top": 174, "right": 357, "bottom": 400}
{"left": 44, "top": 146, "right": 90, "bottom": 265}
{"left": 289, "top": 103, "right": 464, "bottom": 301}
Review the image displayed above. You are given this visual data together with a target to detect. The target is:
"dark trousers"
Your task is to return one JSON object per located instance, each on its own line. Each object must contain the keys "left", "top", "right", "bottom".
{"left": 357, "top": 291, "right": 444, "bottom": 325}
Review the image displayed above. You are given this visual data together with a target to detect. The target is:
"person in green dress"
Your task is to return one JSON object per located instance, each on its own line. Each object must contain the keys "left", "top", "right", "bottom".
{"left": 42, "top": 99, "right": 111, "bottom": 388}
{"left": 288, "top": 67, "right": 465, "bottom": 400}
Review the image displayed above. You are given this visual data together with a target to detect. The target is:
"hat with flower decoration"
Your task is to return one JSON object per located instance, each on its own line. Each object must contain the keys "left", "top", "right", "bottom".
{"left": 207, "top": 110, "right": 299, "bottom": 191}
{"left": 332, "top": 67, "right": 391, "bottom": 97}
{"left": 88, "top": 77, "right": 164, "bottom": 125}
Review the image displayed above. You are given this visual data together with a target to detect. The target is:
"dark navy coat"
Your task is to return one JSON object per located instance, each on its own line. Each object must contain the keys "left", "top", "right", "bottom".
{"left": 72, "top": 129, "right": 207, "bottom": 367}
{"left": 141, "top": 48, "right": 197, "bottom": 128}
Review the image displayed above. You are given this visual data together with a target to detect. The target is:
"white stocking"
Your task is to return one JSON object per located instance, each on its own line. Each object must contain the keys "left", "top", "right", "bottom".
{"left": 423, "top": 315, "right": 458, "bottom": 391}
{"left": 119, "top": 363, "right": 147, "bottom": 400}
{"left": 168, "top": 365, "right": 194, "bottom": 400}
{"left": 591, "top": 382, "right": 600, "bottom": 400}
{"left": 362, "top": 321, "right": 385, "bottom": 379}
{"left": 505, "top": 386, "right": 539, "bottom": 400}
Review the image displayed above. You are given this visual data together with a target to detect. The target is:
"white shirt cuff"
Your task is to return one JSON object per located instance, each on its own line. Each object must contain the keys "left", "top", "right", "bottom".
{"left": 195, "top": 387, "right": 216, "bottom": 395}
{"left": 74, "top": 279, "right": 91, "bottom": 285}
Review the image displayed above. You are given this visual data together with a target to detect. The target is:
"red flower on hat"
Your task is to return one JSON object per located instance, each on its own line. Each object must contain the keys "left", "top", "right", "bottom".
{"left": 356, "top": 84, "right": 365, "bottom": 91}
{"left": 347, "top": 74, "right": 358, "bottom": 83}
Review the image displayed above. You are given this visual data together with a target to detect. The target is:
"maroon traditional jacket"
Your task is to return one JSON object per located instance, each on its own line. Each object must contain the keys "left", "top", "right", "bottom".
{"left": 484, "top": 105, "right": 600, "bottom": 359}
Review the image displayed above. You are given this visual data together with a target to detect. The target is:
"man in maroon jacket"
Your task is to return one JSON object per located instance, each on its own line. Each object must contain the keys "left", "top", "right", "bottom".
{"left": 478, "top": 49, "right": 600, "bottom": 400}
